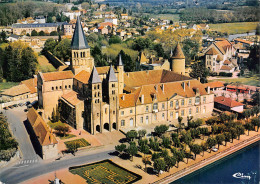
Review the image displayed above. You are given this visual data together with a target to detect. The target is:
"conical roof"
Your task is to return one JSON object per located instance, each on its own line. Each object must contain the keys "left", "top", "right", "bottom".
{"left": 108, "top": 65, "right": 118, "bottom": 82}
{"left": 172, "top": 43, "right": 185, "bottom": 59}
{"left": 71, "top": 16, "right": 90, "bottom": 50}
{"left": 118, "top": 54, "right": 123, "bottom": 66}
{"left": 90, "top": 66, "right": 101, "bottom": 84}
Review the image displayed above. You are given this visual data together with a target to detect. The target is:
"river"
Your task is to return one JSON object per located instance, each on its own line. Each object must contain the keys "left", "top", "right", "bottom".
{"left": 228, "top": 31, "right": 256, "bottom": 41}
{"left": 172, "top": 141, "right": 260, "bottom": 184}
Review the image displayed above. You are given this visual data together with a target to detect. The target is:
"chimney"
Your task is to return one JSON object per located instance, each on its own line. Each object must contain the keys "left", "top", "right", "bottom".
{"left": 161, "top": 84, "right": 164, "bottom": 92}
{"left": 198, "top": 77, "right": 201, "bottom": 82}
{"left": 182, "top": 82, "right": 185, "bottom": 91}
{"left": 207, "top": 86, "right": 210, "bottom": 94}
{"left": 141, "top": 94, "right": 144, "bottom": 104}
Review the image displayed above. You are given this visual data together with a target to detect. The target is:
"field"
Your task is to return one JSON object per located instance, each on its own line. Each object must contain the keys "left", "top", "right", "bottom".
{"left": 209, "top": 22, "right": 258, "bottom": 34}
{"left": 38, "top": 55, "right": 56, "bottom": 73}
{"left": 0, "top": 81, "right": 19, "bottom": 92}
{"left": 210, "top": 76, "right": 259, "bottom": 87}
{"left": 144, "top": 13, "right": 179, "bottom": 22}
{"left": 64, "top": 138, "right": 90, "bottom": 148}
{"left": 69, "top": 160, "right": 141, "bottom": 184}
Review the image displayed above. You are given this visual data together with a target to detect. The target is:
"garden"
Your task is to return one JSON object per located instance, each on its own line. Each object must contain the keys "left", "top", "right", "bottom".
{"left": 115, "top": 106, "right": 260, "bottom": 176}
{"left": 69, "top": 160, "right": 142, "bottom": 184}
{"left": 64, "top": 138, "right": 90, "bottom": 149}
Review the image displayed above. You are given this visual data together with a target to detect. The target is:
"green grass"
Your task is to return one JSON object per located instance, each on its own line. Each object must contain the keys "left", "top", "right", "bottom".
{"left": 69, "top": 160, "right": 141, "bottom": 184}
{"left": 144, "top": 13, "right": 180, "bottom": 22}
{"left": 0, "top": 81, "right": 19, "bottom": 92}
{"left": 60, "top": 134, "right": 76, "bottom": 140}
{"left": 47, "top": 120, "right": 67, "bottom": 129}
{"left": 64, "top": 138, "right": 90, "bottom": 149}
{"left": 209, "top": 76, "right": 260, "bottom": 87}
{"left": 209, "top": 22, "right": 258, "bottom": 34}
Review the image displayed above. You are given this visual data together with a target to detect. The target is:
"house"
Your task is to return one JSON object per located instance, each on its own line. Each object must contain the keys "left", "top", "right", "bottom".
{"left": 104, "top": 11, "right": 115, "bottom": 18}
{"left": 234, "top": 39, "right": 254, "bottom": 47}
{"left": 27, "top": 108, "right": 58, "bottom": 159}
{"left": 98, "top": 26, "right": 108, "bottom": 34}
{"left": 205, "top": 81, "right": 224, "bottom": 92}
{"left": 93, "top": 13, "right": 103, "bottom": 19}
{"left": 180, "top": 23, "right": 187, "bottom": 29}
{"left": 121, "top": 14, "right": 128, "bottom": 20}
{"left": 105, "top": 17, "right": 118, "bottom": 25}
{"left": 63, "top": 11, "right": 81, "bottom": 20}
{"left": 7, "top": 34, "right": 20, "bottom": 42}
{"left": 214, "top": 96, "right": 244, "bottom": 113}
{"left": 89, "top": 27, "right": 98, "bottom": 33}
{"left": 226, "top": 85, "right": 259, "bottom": 94}
{"left": 203, "top": 39, "right": 237, "bottom": 73}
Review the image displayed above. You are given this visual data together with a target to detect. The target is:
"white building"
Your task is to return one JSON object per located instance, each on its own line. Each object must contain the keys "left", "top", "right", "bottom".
{"left": 105, "top": 17, "right": 118, "bottom": 25}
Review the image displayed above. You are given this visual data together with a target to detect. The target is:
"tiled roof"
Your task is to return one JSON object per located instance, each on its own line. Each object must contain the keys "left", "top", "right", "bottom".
{"left": 41, "top": 71, "right": 74, "bottom": 81}
{"left": 223, "top": 60, "right": 231, "bottom": 65}
{"left": 214, "top": 96, "right": 243, "bottom": 108}
{"left": 27, "top": 108, "right": 58, "bottom": 146}
{"left": 205, "top": 48, "right": 218, "bottom": 55}
{"left": 74, "top": 70, "right": 91, "bottom": 84}
{"left": 172, "top": 43, "right": 185, "bottom": 59}
{"left": 21, "top": 78, "right": 37, "bottom": 94}
{"left": 96, "top": 66, "right": 110, "bottom": 74}
{"left": 71, "top": 16, "right": 90, "bottom": 50}
{"left": 61, "top": 91, "right": 83, "bottom": 106}
{"left": 139, "top": 52, "right": 147, "bottom": 63}
{"left": 235, "top": 39, "right": 253, "bottom": 45}
{"left": 215, "top": 40, "right": 232, "bottom": 54}
{"left": 124, "top": 70, "right": 191, "bottom": 88}
{"left": 220, "top": 65, "right": 232, "bottom": 71}
{"left": 206, "top": 81, "right": 224, "bottom": 88}
{"left": 216, "top": 55, "right": 223, "bottom": 61}
{"left": 2, "top": 84, "right": 30, "bottom": 97}
{"left": 119, "top": 79, "right": 208, "bottom": 108}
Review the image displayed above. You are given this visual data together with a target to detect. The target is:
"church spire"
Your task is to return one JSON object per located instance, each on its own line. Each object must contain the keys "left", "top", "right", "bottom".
{"left": 118, "top": 54, "right": 123, "bottom": 66}
{"left": 108, "top": 65, "right": 118, "bottom": 82}
{"left": 90, "top": 66, "right": 101, "bottom": 84}
{"left": 71, "top": 16, "right": 90, "bottom": 50}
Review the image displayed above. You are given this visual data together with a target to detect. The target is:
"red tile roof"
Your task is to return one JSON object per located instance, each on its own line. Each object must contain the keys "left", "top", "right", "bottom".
{"left": 206, "top": 48, "right": 219, "bottom": 55}
{"left": 214, "top": 96, "right": 243, "bottom": 108}
{"left": 206, "top": 81, "right": 224, "bottom": 88}
{"left": 220, "top": 65, "right": 232, "bottom": 71}
{"left": 74, "top": 70, "right": 91, "bottom": 84}
{"left": 21, "top": 78, "right": 37, "bottom": 94}
{"left": 223, "top": 60, "right": 231, "bottom": 65}
{"left": 61, "top": 91, "right": 83, "bottom": 106}
{"left": 42, "top": 71, "right": 73, "bottom": 82}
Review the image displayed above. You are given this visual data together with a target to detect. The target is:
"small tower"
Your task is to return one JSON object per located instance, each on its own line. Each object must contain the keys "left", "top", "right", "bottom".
{"left": 117, "top": 54, "right": 124, "bottom": 94}
{"left": 71, "top": 16, "right": 94, "bottom": 74}
{"left": 107, "top": 65, "right": 118, "bottom": 131}
{"left": 90, "top": 66, "right": 102, "bottom": 134}
{"left": 171, "top": 43, "right": 185, "bottom": 75}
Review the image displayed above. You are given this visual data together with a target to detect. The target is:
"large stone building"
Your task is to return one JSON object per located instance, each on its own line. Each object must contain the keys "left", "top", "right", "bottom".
{"left": 37, "top": 17, "right": 214, "bottom": 135}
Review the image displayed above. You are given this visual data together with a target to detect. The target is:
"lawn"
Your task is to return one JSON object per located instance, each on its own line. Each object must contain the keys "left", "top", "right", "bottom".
{"left": 0, "top": 81, "right": 19, "bottom": 92}
{"left": 60, "top": 134, "right": 76, "bottom": 140}
{"left": 209, "top": 22, "right": 258, "bottom": 34}
{"left": 47, "top": 120, "right": 67, "bottom": 129}
{"left": 69, "top": 160, "right": 142, "bottom": 184}
{"left": 144, "top": 13, "right": 180, "bottom": 22}
{"left": 64, "top": 138, "right": 90, "bottom": 149}
{"left": 210, "top": 76, "right": 259, "bottom": 87}
{"left": 38, "top": 55, "right": 56, "bottom": 73}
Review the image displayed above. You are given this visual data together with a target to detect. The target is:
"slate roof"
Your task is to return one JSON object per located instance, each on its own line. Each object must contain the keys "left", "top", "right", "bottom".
{"left": 71, "top": 16, "right": 90, "bottom": 50}
{"left": 90, "top": 66, "right": 101, "bottom": 84}
{"left": 108, "top": 65, "right": 118, "bottom": 82}
{"left": 118, "top": 54, "right": 123, "bottom": 66}
{"left": 12, "top": 22, "right": 66, "bottom": 28}
{"left": 172, "top": 43, "right": 185, "bottom": 59}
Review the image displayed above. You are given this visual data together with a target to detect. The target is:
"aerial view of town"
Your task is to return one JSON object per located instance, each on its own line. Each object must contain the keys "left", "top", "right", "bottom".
{"left": 0, "top": 0, "right": 259, "bottom": 183}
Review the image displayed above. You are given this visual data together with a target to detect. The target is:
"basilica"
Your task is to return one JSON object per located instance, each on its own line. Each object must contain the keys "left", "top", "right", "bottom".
{"left": 37, "top": 17, "right": 214, "bottom": 135}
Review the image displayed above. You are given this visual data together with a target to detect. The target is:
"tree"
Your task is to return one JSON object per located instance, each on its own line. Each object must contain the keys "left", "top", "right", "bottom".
{"left": 164, "top": 155, "right": 176, "bottom": 172}
{"left": 115, "top": 144, "right": 126, "bottom": 156}
{"left": 153, "top": 43, "right": 165, "bottom": 57}
{"left": 114, "top": 50, "right": 135, "bottom": 72}
{"left": 184, "top": 151, "right": 193, "bottom": 163}
{"left": 149, "top": 138, "right": 160, "bottom": 152}
{"left": 31, "top": 30, "right": 38, "bottom": 36}
{"left": 126, "top": 142, "right": 138, "bottom": 161}
{"left": 171, "top": 149, "right": 184, "bottom": 168}
{"left": 223, "top": 132, "right": 231, "bottom": 146}
{"left": 154, "top": 125, "right": 169, "bottom": 137}
{"left": 39, "top": 31, "right": 45, "bottom": 36}
{"left": 42, "top": 38, "right": 57, "bottom": 54}
{"left": 236, "top": 125, "right": 245, "bottom": 140}
{"left": 177, "top": 116, "right": 184, "bottom": 133}
{"left": 50, "top": 31, "right": 58, "bottom": 36}
{"left": 180, "top": 131, "right": 192, "bottom": 149}
{"left": 132, "top": 37, "right": 152, "bottom": 51}
{"left": 190, "top": 128, "right": 200, "bottom": 141}
{"left": 126, "top": 130, "right": 138, "bottom": 141}
{"left": 182, "top": 39, "right": 199, "bottom": 64}
{"left": 190, "top": 144, "right": 202, "bottom": 160}
{"left": 230, "top": 128, "right": 237, "bottom": 142}
{"left": 251, "top": 92, "right": 260, "bottom": 106}
{"left": 206, "top": 137, "right": 216, "bottom": 153}
{"left": 67, "top": 142, "right": 80, "bottom": 155}
{"left": 138, "top": 129, "right": 147, "bottom": 138}
{"left": 189, "top": 62, "right": 210, "bottom": 83}
{"left": 161, "top": 136, "right": 171, "bottom": 148}
{"left": 200, "top": 142, "right": 208, "bottom": 156}
{"left": 0, "top": 31, "right": 7, "bottom": 43}
{"left": 109, "top": 35, "right": 121, "bottom": 45}
{"left": 171, "top": 133, "right": 181, "bottom": 147}
{"left": 54, "top": 125, "right": 70, "bottom": 137}
{"left": 53, "top": 38, "right": 71, "bottom": 61}
{"left": 215, "top": 134, "right": 225, "bottom": 149}
{"left": 251, "top": 117, "right": 260, "bottom": 132}
{"left": 199, "top": 127, "right": 209, "bottom": 140}
{"left": 244, "top": 122, "right": 254, "bottom": 136}
{"left": 211, "top": 124, "right": 218, "bottom": 136}
{"left": 154, "top": 159, "right": 166, "bottom": 176}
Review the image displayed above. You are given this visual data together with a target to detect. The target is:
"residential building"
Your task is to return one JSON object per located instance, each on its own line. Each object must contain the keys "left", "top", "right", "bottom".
{"left": 214, "top": 96, "right": 244, "bottom": 113}
{"left": 105, "top": 17, "right": 118, "bottom": 25}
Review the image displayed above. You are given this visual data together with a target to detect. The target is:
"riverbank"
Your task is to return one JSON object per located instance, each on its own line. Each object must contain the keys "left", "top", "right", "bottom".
{"left": 153, "top": 132, "right": 260, "bottom": 184}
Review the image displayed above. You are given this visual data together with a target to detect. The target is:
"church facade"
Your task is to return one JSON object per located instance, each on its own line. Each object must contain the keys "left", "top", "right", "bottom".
{"left": 38, "top": 17, "right": 214, "bottom": 135}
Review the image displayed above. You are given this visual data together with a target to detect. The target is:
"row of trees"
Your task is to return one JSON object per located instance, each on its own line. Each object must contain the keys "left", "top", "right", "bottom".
{"left": 0, "top": 41, "right": 38, "bottom": 82}
{"left": 115, "top": 111, "right": 259, "bottom": 176}
{"left": 0, "top": 113, "right": 18, "bottom": 161}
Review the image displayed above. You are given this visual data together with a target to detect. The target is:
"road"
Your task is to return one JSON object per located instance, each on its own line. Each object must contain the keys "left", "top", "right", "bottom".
{"left": 0, "top": 148, "right": 114, "bottom": 184}
{"left": 2, "top": 106, "right": 39, "bottom": 166}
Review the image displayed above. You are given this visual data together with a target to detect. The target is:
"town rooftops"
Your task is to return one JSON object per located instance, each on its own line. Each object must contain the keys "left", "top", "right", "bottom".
{"left": 214, "top": 39, "right": 232, "bottom": 54}
{"left": 205, "top": 81, "right": 224, "bottom": 88}
{"left": 41, "top": 71, "right": 74, "bottom": 82}
{"left": 220, "top": 65, "right": 232, "bottom": 71}
{"left": 205, "top": 48, "right": 219, "bottom": 55}
{"left": 1, "top": 84, "right": 30, "bottom": 97}
{"left": 27, "top": 108, "right": 58, "bottom": 146}
{"left": 74, "top": 70, "right": 91, "bottom": 84}
{"left": 12, "top": 22, "right": 68, "bottom": 28}
{"left": 21, "top": 77, "right": 37, "bottom": 94}
{"left": 71, "top": 16, "right": 90, "bottom": 50}
{"left": 61, "top": 91, "right": 83, "bottom": 106}
{"left": 223, "top": 60, "right": 231, "bottom": 65}
{"left": 235, "top": 38, "right": 254, "bottom": 45}
{"left": 214, "top": 96, "right": 243, "bottom": 108}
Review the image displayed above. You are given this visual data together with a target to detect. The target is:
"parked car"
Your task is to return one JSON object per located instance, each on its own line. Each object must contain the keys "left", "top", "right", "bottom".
{"left": 13, "top": 104, "right": 18, "bottom": 107}
{"left": 8, "top": 105, "right": 14, "bottom": 109}
{"left": 18, "top": 103, "right": 24, "bottom": 106}
{"left": 211, "top": 147, "right": 218, "bottom": 152}
{"left": 24, "top": 109, "right": 28, "bottom": 112}
{"left": 3, "top": 107, "right": 9, "bottom": 110}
